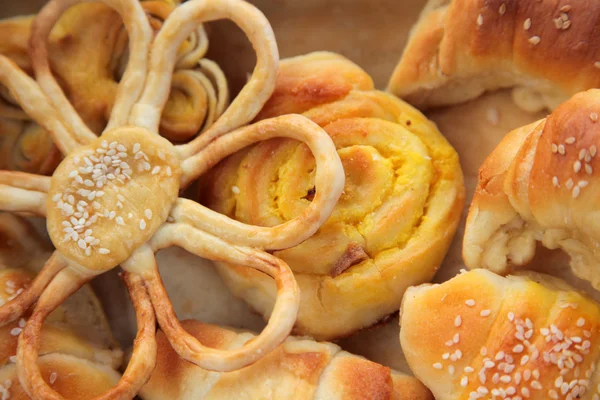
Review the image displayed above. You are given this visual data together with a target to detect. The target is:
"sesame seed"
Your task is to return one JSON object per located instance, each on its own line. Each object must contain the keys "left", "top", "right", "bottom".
{"left": 558, "top": 144, "right": 566, "bottom": 155}
{"left": 49, "top": 372, "right": 57, "bottom": 385}
{"left": 465, "top": 299, "right": 476, "bottom": 306}
{"left": 577, "top": 317, "right": 586, "bottom": 327}
{"left": 499, "top": 3, "right": 506, "bottom": 15}
{"left": 455, "top": 315, "right": 462, "bottom": 327}
{"left": 480, "top": 347, "right": 487, "bottom": 356}
{"left": 433, "top": 362, "right": 442, "bottom": 370}
{"left": 524, "top": 18, "right": 531, "bottom": 30}
{"left": 574, "top": 161, "right": 582, "bottom": 173}
{"left": 580, "top": 149, "right": 587, "bottom": 160}
{"left": 513, "top": 344, "right": 524, "bottom": 353}
{"left": 579, "top": 180, "right": 589, "bottom": 187}
{"left": 232, "top": 186, "right": 241, "bottom": 194}
{"left": 448, "top": 365, "right": 455, "bottom": 375}
{"left": 151, "top": 166, "right": 161, "bottom": 175}
{"left": 480, "top": 309, "right": 491, "bottom": 317}
{"left": 10, "top": 328, "right": 21, "bottom": 336}
{"left": 461, "top": 376, "right": 468, "bottom": 387}
{"left": 477, "top": 14, "right": 483, "bottom": 26}
{"left": 166, "top": 166, "right": 172, "bottom": 176}
{"left": 560, "top": 5, "right": 571, "bottom": 12}
{"left": 552, "top": 176, "right": 559, "bottom": 187}
{"left": 465, "top": 366, "right": 474, "bottom": 373}
{"left": 528, "top": 36, "right": 541, "bottom": 45}
{"left": 145, "top": 209, "right": 153, "bottom": 219}
{"left": 9, "top": 356, "right": 16, "bottom": 363}
{"left": 566, "top": 178, "right": 574, "bottom": 189}
{"left": 453, "top": 333, "right": 460, "bottom": 343}
{"left": 500, "top": 375, "right": 511, "bottom": 383}
{"left": 591, "top": 145, "right": 597, "bottom": 157}
{"left": 133, "top": 143, "right": 140, "bottom": 153}
{"left": 508, "top": 312, "right": 515, "bottom": 321}
{"left": 591, "top": 112, "right": 599, "bottom": 122}
{"left": 585, "top": 164, "right": 593, "bottom": 175}
{"left": 573, "top": 186, "right": 581, "bottom": 198}
{"left": 98, "top": 248, "right": 110, "bottom": 255}
{"left": 531, "top": 380, "right": 542, "bottom": 389}
{"left": 552, "top": 143, "right": 558, "bottom": 153}
{"left": 566, "top": 136, "right": 576, "bottom": 144}
{"left": 139, "top": 219, "right": 146, "bottom": 230}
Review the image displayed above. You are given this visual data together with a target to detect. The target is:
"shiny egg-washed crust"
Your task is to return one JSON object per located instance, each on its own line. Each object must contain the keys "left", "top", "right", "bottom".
{"left": 139, "top": 320, "right": 433, "bottom": 400}
{"left": 464, "top": 89, "right": 600, "bottom": 290}
{"left": 201, "top": 51, "right": 465, "bottom": 340}
{"left": 388, "top": 0, "right": 600, "bottom": 112}
{"left": 0, "top": 0, "right": 228, "bottom": 175}
{"left": 400, "top": 269, "right": 600, "bottom": 400}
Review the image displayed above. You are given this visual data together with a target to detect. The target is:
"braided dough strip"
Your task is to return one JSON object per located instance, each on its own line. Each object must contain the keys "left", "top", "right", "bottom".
{"left": 29, "top": 0, "right": 153, "bottom": 136}
{"left": 146, "top": 223, "right": 299, "bottom": 371}
{"left": 16, "top": 268, "right": 157, "bottom": 400}
{"left": 132, "top": 0, "right": 277, "bottom": 155}
{"left": 0, "top": 56, "right": 77, "bottom": 154}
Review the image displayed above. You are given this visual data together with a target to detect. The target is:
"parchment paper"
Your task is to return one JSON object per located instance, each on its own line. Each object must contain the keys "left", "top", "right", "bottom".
{"left": 3, "top": 0, "right": 593, "bottom": 377}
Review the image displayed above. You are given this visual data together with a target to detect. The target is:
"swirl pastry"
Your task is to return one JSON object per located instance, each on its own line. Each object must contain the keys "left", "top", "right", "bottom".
{"left": 0, "top": 213, "right": 123, "bottom": 400}
{"left": 0, "top": 0, "right": 228, "bottom": 174}
{"left": 388, "top": 0, "right": 600, "bottom": 112}
{"left": 463, "top": 89, "right": 600, "bottom": 290}
{"left": 140, "top": 319, "right": 433, "bottom": 400}
{"left": 400, "top": 268, "right": 600, "bottom": 400}
{"left": 0, "top": 0, "right": 344, "bottom": 398}
{"left": 200, "top": 52, "right": 465, "bottom": 340}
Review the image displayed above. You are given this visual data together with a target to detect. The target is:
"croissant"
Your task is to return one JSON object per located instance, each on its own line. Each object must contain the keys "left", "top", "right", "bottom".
{"left": 200, "top": 51, "right": 465, "bottom": 340}
{"left": 400, "top": 268, "right": 600, "bottom": 400}
{"left": 0, "top": 0, "right": 228, "bottom": 174}
{"left": 463, "top": 89, "right": 600, "bottom": 290}
{"left": 388, "top": 0, "right": 600, "bottom": 112}
{"left": 0, "top": 214, "right": 123, "bottom": 399}
{"left": 139, "top": 319, "right": 433, "bottom": 400}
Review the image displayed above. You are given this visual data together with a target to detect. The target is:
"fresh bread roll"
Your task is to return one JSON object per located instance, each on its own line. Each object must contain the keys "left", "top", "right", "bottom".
{"left": 463, "top": 89, "right": 600, "bottom": 290}
{"left": 388, "top": 0, "right": 600, "bottom": 112}
{"left": 0, "top": 0, "right": 227, "bottom": 174}
{"left": 0, "top": 214, "right": 123, "bottom": 399}
{"left": 200, "top": 51, "right": 465, "bottom": 340}
{"left": 400, "top": 268, "right": 600, "bottom": 400}
{"left": 139, "top": 319, "right": 433, "bottom": 400}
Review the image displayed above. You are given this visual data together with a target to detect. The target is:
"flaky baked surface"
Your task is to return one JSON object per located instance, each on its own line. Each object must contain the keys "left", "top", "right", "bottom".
{"left": 139, "top": 319, "right": 433, "bottom": 400}
{"left": 388, "top": 0, "right": 600, "bottom": 112}
{"left": 200, "top": 52, "right": 465, "bottom": 340}
{"left": 401, "top": 268, "right": 600, "bottom": 400}
{"left": 464, "top": 89, "right": 600, "bottom": 290}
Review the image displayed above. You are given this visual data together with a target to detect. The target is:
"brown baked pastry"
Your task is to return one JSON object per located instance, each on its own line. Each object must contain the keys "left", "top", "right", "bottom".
{"left": 200, "top": 51, "right": 465, "bottom": 340}
{"left": 400, "top": 268, "right": 600, "bottom": 400}
{"left": 388, "top": 0, "right": 600, "bottom": 112}
{"left": 139, "top": 319, "right": 433, "bottom": 400}
{"left": 0, "top": 0, "right": 227, "bottom": 174}
{"left": 0, "top": 0, "right": 344, "bottom": 398}
{"left": 463, "top": 89, "right": 600, "bottom": 290}
{"left": 0, "top": 213, "right": 123, "bottom": 400}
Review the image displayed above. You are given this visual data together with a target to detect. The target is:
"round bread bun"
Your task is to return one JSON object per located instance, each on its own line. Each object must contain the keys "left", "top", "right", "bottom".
{"left": 200, "top": 52, "right": 465, "bottom": 340}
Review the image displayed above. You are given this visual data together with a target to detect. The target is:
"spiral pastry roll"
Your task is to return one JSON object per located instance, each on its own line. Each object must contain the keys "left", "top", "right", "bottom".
{"left": 0, "top": 0, "right": 228, "bottom": 175}
{"left": 200, "top": 52, "right": 465, "bottom": 340}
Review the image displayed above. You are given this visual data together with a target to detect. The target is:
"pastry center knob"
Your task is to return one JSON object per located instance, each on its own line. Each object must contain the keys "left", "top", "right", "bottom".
{"left": 46, "top": 127, "right": 181, "bottom": 271}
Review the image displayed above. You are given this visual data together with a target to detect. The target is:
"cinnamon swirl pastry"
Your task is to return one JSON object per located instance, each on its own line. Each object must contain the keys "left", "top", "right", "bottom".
{"left": 0, "top": 0, "right": 228, "bottom": 174}
{"left": 200, "top": 52, "right": 465, "bottom": 340}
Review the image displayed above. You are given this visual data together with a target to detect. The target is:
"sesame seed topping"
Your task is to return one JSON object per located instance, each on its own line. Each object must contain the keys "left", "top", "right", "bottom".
{"left": 552, "top": 176, "right": 559, "bottom": 187}
{"left": 433, "top": 362, "right": 442, "bottom": 370}
{"left": 461, "top": 376, "right": 468, "bottom": 387}
{"left": 591, "top": 112, "right": 599, "bottom": 122}
{"left": 10, "top": 328, "right": 21, "bottom": 336}
{"left": 477, "top": 14, "right": 483, "bottom": 26}
{"left": 577, "top": 317, "right": 586, "bottom": 327}
{"left": 573, "top": 186, "right": 581, "bottom": 198}
{"left": 232, "top": 186, "right": 241, "bottom": 194}
{"left": 455, "top": 315, "right": 462, "bottom": 327}
{"left": 574, "top": 161, "right": 582, "bottom": 173}
{"left": 552, "top": 143, "right": 558, "bottom": 153}
{"left": 49, "top": 372, "right": 57, "bottom": 385}
{"left": 98, "top": 248, "right": 110, "bottom": 254}
{"left": 466, "top": 299, "right": 476, "bottom": 306}
{"left": 499, "top": 3, "right": 506, "bottom": 15}
{"left": 139, "top": 219, "right": 147, "bottom": 230}
{"left": 528, "top": 36, "right": 541, "bottom": 45}
{"left": 585, "top": 164, "right": 593, "bottom": 175}
{"left": 591, "top": 145, "right": 597, "bottom": 157}
{"left": 145, "top": 209, "right": 153, "bottom": 219}
{"left": 480, "top": 309, "right": 491, "bottom": 317}
{"left": 524, "top": 18, "right": 531, "bottom": 30}
{"left": 566, "top": 178, "right": 574, "bottom": 189}
{"left": 558, "top": 144, "right": 566, "bottom": 155}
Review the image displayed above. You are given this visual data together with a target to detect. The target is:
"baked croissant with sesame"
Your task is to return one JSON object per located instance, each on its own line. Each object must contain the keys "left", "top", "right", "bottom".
{"left": 463, "top": 89, "right": 600, "bottom": 290}
{"left": 0, "top": 0, "right": 227, "bottom": 174}
{"left": 139, "top": 319, "right": 433, "bottom": 400}
{"left": 0, "top": 213, "right": 124, "bottom": 400}
{"left": 200, "top": 51, "right": 465, "bottom": 340}
{"left": 400, "top": 268, "right": 600, "bottom": 400}
{"left": 388, "top": 0, "right": 600, "bottom": 112}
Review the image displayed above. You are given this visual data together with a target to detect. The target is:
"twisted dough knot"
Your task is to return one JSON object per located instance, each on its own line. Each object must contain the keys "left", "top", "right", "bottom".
{"left": 464, "top": 89, "right": 600, "bottom": 289}
{"left": 201, "top": 52, "right": 465, "bottom": 340}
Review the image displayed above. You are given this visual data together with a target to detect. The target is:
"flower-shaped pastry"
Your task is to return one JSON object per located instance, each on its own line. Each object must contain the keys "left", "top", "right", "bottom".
{"left": 0, "top": 0, "right": 344, "bottom": 399}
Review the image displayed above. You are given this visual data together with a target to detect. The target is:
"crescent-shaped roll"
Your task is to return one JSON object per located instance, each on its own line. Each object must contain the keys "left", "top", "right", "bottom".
{"left": 0, "top": 0, "right": 227, "bottom": 175}
{"left": 388, "top": 0, "right": 600, "bottom": 112}
{"left": 0, "top": 215, "right": 123, "bottom": 399}
{"left": 463, "top": 89, "right": 600, "bottom": 290}
{"left": 400, "top": 268, "right": 600, "bottom": 400}
{"left": 200, "top": 52, "right": 465, "bottom": 340}
{"left": 139, "top": 319, "right": 433, "bottom": 400}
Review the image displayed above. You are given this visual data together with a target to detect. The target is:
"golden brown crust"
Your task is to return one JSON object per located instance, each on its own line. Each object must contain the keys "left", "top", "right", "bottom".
{"left": 140, "top": 320, "right": 432, "bottom": 400}
{"left": 201, "top": 51, "right": 465, "bottom": 340}
{"left": 401, "top": 269, "right": 600, "bottom": 400}
{"left": 464, "top": 89, "right": 600, "bottom": 289}
{"left": 389, "top": 0, "right": 600, "bottom": 111}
